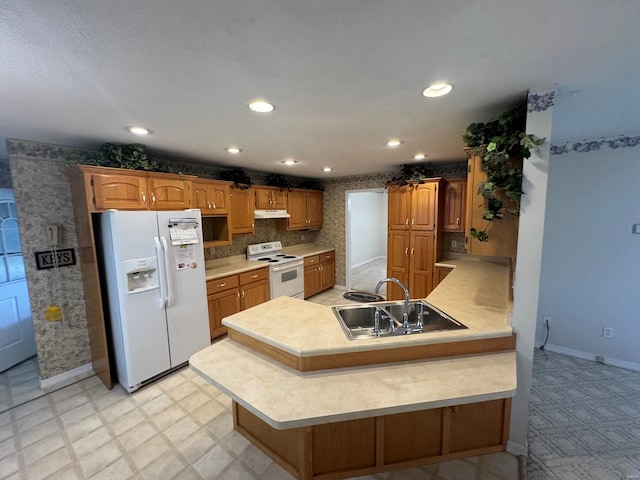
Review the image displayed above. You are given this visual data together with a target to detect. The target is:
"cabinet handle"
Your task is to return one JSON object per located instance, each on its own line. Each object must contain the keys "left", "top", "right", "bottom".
{"left": 207, "top": 202, "right": 211, "bottom": 210}
{"left": 151, "top": 193, "right": 156, "bottom": 205}
{"left": 456, "top": 217, "right": 460, "bottom": 226}
{"left": 217, "top": 282, "right": 226, "bottom": 287}
{"left": 237, "top": 291, "right": 240, "bottom": 299}
{"left": 404, "top": 248, "right": 408, "bottom": 255}
{"left": 405, "top": 219, "right": 409, "bottom": 228}
{"left": 141, "top": 192, "right": 146, "bottom": 203}
{"left": 241, "top": 289, "right": 245, "bottom": 298}
{"left": 410, "top": 248, "right": 414, "bottom": 256}
{"left": 251, "top": 274, "right": 258, "bottom": 278}
{"left": 213, "top": 202, "right": 216, "bottom": 209}
{"left": 411, "top": 218, "right": 415, "bottom": 226}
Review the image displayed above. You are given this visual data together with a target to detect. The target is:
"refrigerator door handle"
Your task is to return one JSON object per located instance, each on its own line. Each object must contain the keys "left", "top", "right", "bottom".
{"left": 160, "top": 236, "right": 173, "bottom": 308}
{"left": 154, "top": 236, "right": 167, "bottom": 308}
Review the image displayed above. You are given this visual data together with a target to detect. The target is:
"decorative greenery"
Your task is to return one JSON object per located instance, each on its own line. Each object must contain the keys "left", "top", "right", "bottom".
{"left": 98, "top": 143, "right": 160, "bottom": 171}
{"left": 218, "top": 167, "right": 252, "bottom": 189}
{"left": 387, "top": 163, "right": 435, "bottom": 186}
{"left": 296, "top": 178, "right": 324, "bottom": 191}
{"left": 266, "top": 174, "right": 294, "bottom": 191}
{"left": 463, "top": 103, "right": 544, "bottom": 242}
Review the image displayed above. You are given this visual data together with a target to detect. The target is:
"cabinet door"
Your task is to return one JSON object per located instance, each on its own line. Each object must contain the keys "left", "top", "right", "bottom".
{"left": 147, "top": 178, "right": 191, "bottom": 210}
{"left": 442, "top": 179, "right": 466, "bottom": 232}
{"left": 210, "top": 182, "right": 230, "bottom": 214}
{"left": 447, "top": 399, "right": 508, "bottom": 453}
{"left": 207, "top": 288, "right": 240, "bottom": 339}
{"left": 306, "top": 191, "right": 323, "bottom": 228}
{"left": 320, "top": 259, "right": 335, "bottom": 291}
{"left": 387, "top": 185, "right": 411, "bottom": 230}
{"left": 241, "top": 279, "right": 270, "bottom": 310}
{"left": 386, "top": 230, "right": 410, "bottom": 301}
{"left": 92, "top": 173, "right": 148, "bottom": 210}
{"left": 192, "top": 182, "right": 212, "bottom": 214}
{"left": 287, "top": 190, "right": 308, "bottom": 230}
{"left": 271, "top": 189, "right": 287, "bottom": 210}
{"left": 433, "top": 266, "right": 453, "bottom": 288}
{"left": 411, "top": 182, "right": 437, "bottom": 231}
{"left": 254, "top": 187, "right": 274, "bottom": 209}
{"left": 304, "top": 265, "right": 321, "bottom": 298}
{"left": 409, "top": 231, "right": 435, "bottom": 298}
{"left": 230, "top": 188, "right": 255, "bottom": 234}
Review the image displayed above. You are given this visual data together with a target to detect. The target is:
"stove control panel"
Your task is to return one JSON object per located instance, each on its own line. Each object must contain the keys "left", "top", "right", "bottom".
{"left": 247, "top": 241, "right": 283, "bottom": 258}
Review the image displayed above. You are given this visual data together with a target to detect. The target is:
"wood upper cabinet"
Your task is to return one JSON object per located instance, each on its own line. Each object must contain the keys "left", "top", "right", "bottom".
{"left": 254, "top": 186, "right": 287, "bottom": 210}
{"left": 192, "top": 180, "right": 230, "bottom": 215}
{"left": 146, "top": 177, "right": 192, "bottom": 210}
{"left": 442, "top": 178, "right": 466, "bottom": 232}
{"left": 92, "top": 173, "right": 149, "bottom": 210}
{"left": 77, "top": 165, "right": 195, "bottom": 212}
{"left": 206, "top": 267, "right": 269, "bottom": 339}
{"left": 229, "top": 187, "right": 256, "bottom": 235}
{"left": 277, "top": 189, "right": 323, "bottom": 230}
{"left": 386, "top": 180, "right": 443, "bottom": 300}
{"left": 465, "top": 153, "right": 520, "bottom": 259}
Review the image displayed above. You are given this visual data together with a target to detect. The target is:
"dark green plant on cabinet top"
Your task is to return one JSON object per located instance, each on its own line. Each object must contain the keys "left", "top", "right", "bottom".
{"left": 266, "top": 174, "right": 294, "bottom": 191}
{"left": 463, "top": 103, "right": 544, "bottom": 242}
{"left": 218, "top": 167, "right": 253, "bottom": 189}
{"left": 98, "top": 143, "right": 160, "bottom": 171}
{"left": 387, "top": 163, "right": 435, "bottom": 186}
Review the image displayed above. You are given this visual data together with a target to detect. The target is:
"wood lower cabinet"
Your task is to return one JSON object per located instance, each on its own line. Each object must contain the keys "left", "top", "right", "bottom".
{"left": 234, "top": 397, "right": 511, "bottom": 480}
{"left": 277, "top": 189, "right": 323, "bottom": 230}
{"left": 206, "top": 267, "right": 269, "bottom": 339}
{"left": 303, "top": 251, "right": 335, "bottom": 298}
{"left": 230, "top": 187, "right": 256, "bottom": 235}
{"left": 465, "top": 153, "right": 520, "bottom": 260}
{"left": 387, "top": 180, "right": 443, "bottom": 300}
{"left": 433, "top": 266, "right": 453, "bottom": 288}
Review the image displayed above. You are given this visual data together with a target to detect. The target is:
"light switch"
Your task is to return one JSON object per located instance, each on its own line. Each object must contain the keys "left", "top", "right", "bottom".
{"left": 633, "top": 224, "right": 640, "bottom": 234}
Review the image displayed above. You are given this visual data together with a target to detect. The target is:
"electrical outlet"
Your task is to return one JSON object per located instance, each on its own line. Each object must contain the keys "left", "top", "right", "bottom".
{"left": 451, "top": 240, "right": 457, "bottom": 248}
{"left": 602, "top": 327, "right": 614, "bottom": 338}
{"left": 543, "top": 315, "right": 552, "bottom": 325}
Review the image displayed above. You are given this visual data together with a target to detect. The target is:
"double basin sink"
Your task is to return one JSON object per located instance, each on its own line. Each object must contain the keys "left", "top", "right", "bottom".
{"left": 332, "top": 300, "right": 467, "bottom": 340}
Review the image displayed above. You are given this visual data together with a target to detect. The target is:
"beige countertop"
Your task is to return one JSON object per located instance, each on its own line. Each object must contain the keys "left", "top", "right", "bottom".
{"left": 204, "top": 244, "right": 333, "bottom": 281}
{"left": 221, "top": 257, "right": 513, "bottom": 357}
{"left": 190, "top": 339, "right": 516, "bottom": 429}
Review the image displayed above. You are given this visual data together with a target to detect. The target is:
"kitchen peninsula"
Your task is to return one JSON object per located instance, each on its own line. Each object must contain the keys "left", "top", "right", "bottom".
{"left": 190, "top": 256, "right": 517, "bottom": 480}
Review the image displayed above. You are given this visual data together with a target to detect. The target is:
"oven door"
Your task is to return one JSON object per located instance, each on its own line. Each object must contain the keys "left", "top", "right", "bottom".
{"left": 270, "top": 260, "right": 304, "bottom": 299}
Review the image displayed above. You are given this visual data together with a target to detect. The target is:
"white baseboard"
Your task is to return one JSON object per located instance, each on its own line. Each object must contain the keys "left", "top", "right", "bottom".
{"left": 40, "top": 363, "right": 94, "bottom": 390}
{"left": 507, "top": 440, "right": 528, "bottom": 457}
{"left": 334, "top": 284, "right": 347, "bottom": 291}
{"left": 534, "top": 341, "right": 640, "bottom": 373}
{"left": 350, "top": 256, "right": 386, "bottom": 269}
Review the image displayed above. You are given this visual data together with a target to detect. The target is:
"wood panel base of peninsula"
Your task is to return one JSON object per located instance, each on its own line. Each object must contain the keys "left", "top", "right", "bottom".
{"left": 227, "top": 329, "right": 516, "bottom": 372}
{"left": 233, "top": 398, "right": 511, "bottom": 480}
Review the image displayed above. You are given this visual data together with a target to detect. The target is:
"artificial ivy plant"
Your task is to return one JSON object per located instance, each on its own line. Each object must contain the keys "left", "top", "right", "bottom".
{"left": 218, "top": 167, "right": 252, "bottom": 189}
{"left": 463, "top": 103, "right": 544, "bottom": 242}
{"left": 97, "top": 143, "right": 160, "bottom": 171}
{"left": 266, "top": 173, "right": 294, "bottom": 191}
{"left": 387, "top": 163, "right": 435, "bottom": 186}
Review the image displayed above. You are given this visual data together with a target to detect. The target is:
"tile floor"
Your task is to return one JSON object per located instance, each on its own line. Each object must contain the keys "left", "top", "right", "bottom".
{"left": 0, "top": 288, "right": 522, "bottom": 479}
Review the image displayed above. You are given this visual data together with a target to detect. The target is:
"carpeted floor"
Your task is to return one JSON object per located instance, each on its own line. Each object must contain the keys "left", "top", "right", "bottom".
{"left": 350, "top": 258, "right": 387, "bottom": 295}
{"left": 527, "top": 349, "right": 640, "bottom": 479}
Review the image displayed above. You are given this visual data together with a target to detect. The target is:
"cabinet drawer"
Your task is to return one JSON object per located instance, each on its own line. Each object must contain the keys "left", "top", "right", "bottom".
{"left": 304, "top": 255, "right": 320, "bottom": 267}
{"left": 207, "top": 275, "right": 239, "bottom": 295}
{"left": 319, "top": 250, "right": 335, "bottom": 262}
{"left": 239, "top": 267, "right": 269, "bottom": 285}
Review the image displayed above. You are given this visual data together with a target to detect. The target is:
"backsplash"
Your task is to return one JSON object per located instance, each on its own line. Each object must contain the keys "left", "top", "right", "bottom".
{"left": 0, "top": 158, "right": 11, "bottom": 188}
{"left": 204, "top": 221, "right": 320, "bottom": 259}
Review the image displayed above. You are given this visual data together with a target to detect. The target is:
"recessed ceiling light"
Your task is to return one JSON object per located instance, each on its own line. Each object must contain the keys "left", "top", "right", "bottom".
{"left": 413, "top": 153, "right": 426, "bottom": 160}
{"left": 225, "top": 147, "right": 241, "bottom": 154}
{"left": 323, "top": 167, "right": 333, "bottom": 172}
{"left": 282, "top": 159, "right": 298, "bottom": 166}
{"left": 125, "top": 126, "right": 153, "bottom": 135}
{"left": 422, "top": 82, "right": 453, "bottom": 98}
{"left": 248, "top": 100, "right": 275, "bottom": 113}
{"left": 387, "top": 139, "right": 402, "bottom": 147}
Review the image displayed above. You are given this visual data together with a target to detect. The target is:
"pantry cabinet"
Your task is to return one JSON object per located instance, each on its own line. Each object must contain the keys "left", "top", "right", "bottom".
{"left": 465, "top": 153, "right": 520, "bottom": 260}
{"left": 253, "top": 186, "right": 287, "bottom": 210}
{"left": 442, "top": 178, "right": 466, "bottom": 232}
{"left": 229, "top": 187, "right": 256, "bottom": 235}
{"left": 303, "top": 250, "right": 335, "bottom": 298}
{"left": 277, "top": 189, "right": 323, "bottom": 230}
{"left": 192, "top": 180, "right": 231, "bottom": 215}
{"left": 386, "top": 180, "right": 444, "bottom": 300}
{"left": 206, "top": 266, "right": 269, "bottom": 339}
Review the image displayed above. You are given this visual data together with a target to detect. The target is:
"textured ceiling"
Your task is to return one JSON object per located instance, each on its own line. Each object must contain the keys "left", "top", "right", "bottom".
{"left": 1, "top": 1, "right": 639, "bottom": 178}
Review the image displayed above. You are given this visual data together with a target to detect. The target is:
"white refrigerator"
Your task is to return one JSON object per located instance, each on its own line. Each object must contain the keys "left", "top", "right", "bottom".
{"left": 100, "top": 209, "right": 210, "bottom": 392}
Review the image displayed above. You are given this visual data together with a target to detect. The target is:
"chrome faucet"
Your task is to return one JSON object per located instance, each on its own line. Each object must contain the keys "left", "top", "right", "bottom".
{"left": 375, "top": 277, "right": 411, "bottom": 333}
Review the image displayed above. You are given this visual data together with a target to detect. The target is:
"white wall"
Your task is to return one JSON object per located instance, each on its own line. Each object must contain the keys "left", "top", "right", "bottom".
{"left": 536, "top": 147, "right": 640, "bottom": 367}
{"left": 349, "top": 190, "right": 387, "bottom": 267}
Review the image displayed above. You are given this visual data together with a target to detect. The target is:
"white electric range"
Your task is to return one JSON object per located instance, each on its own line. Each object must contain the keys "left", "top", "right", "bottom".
{"left": 246, "top": 241, "right": 304, "bottom": 299}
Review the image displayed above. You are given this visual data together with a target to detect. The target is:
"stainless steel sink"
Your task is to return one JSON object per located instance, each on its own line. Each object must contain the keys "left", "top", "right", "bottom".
{"left": 332, "top": 300, "right": 467, "bottom": 340}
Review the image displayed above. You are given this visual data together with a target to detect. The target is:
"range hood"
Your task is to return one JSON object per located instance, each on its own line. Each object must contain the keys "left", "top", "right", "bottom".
{"left": 254, "top": 209, "right": 290, "bottom": 219}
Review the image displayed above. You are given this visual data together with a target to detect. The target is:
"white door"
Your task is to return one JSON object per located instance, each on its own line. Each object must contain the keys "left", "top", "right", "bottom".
{"left": 0, "top": 189, "right": 36, "bottom": 373}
